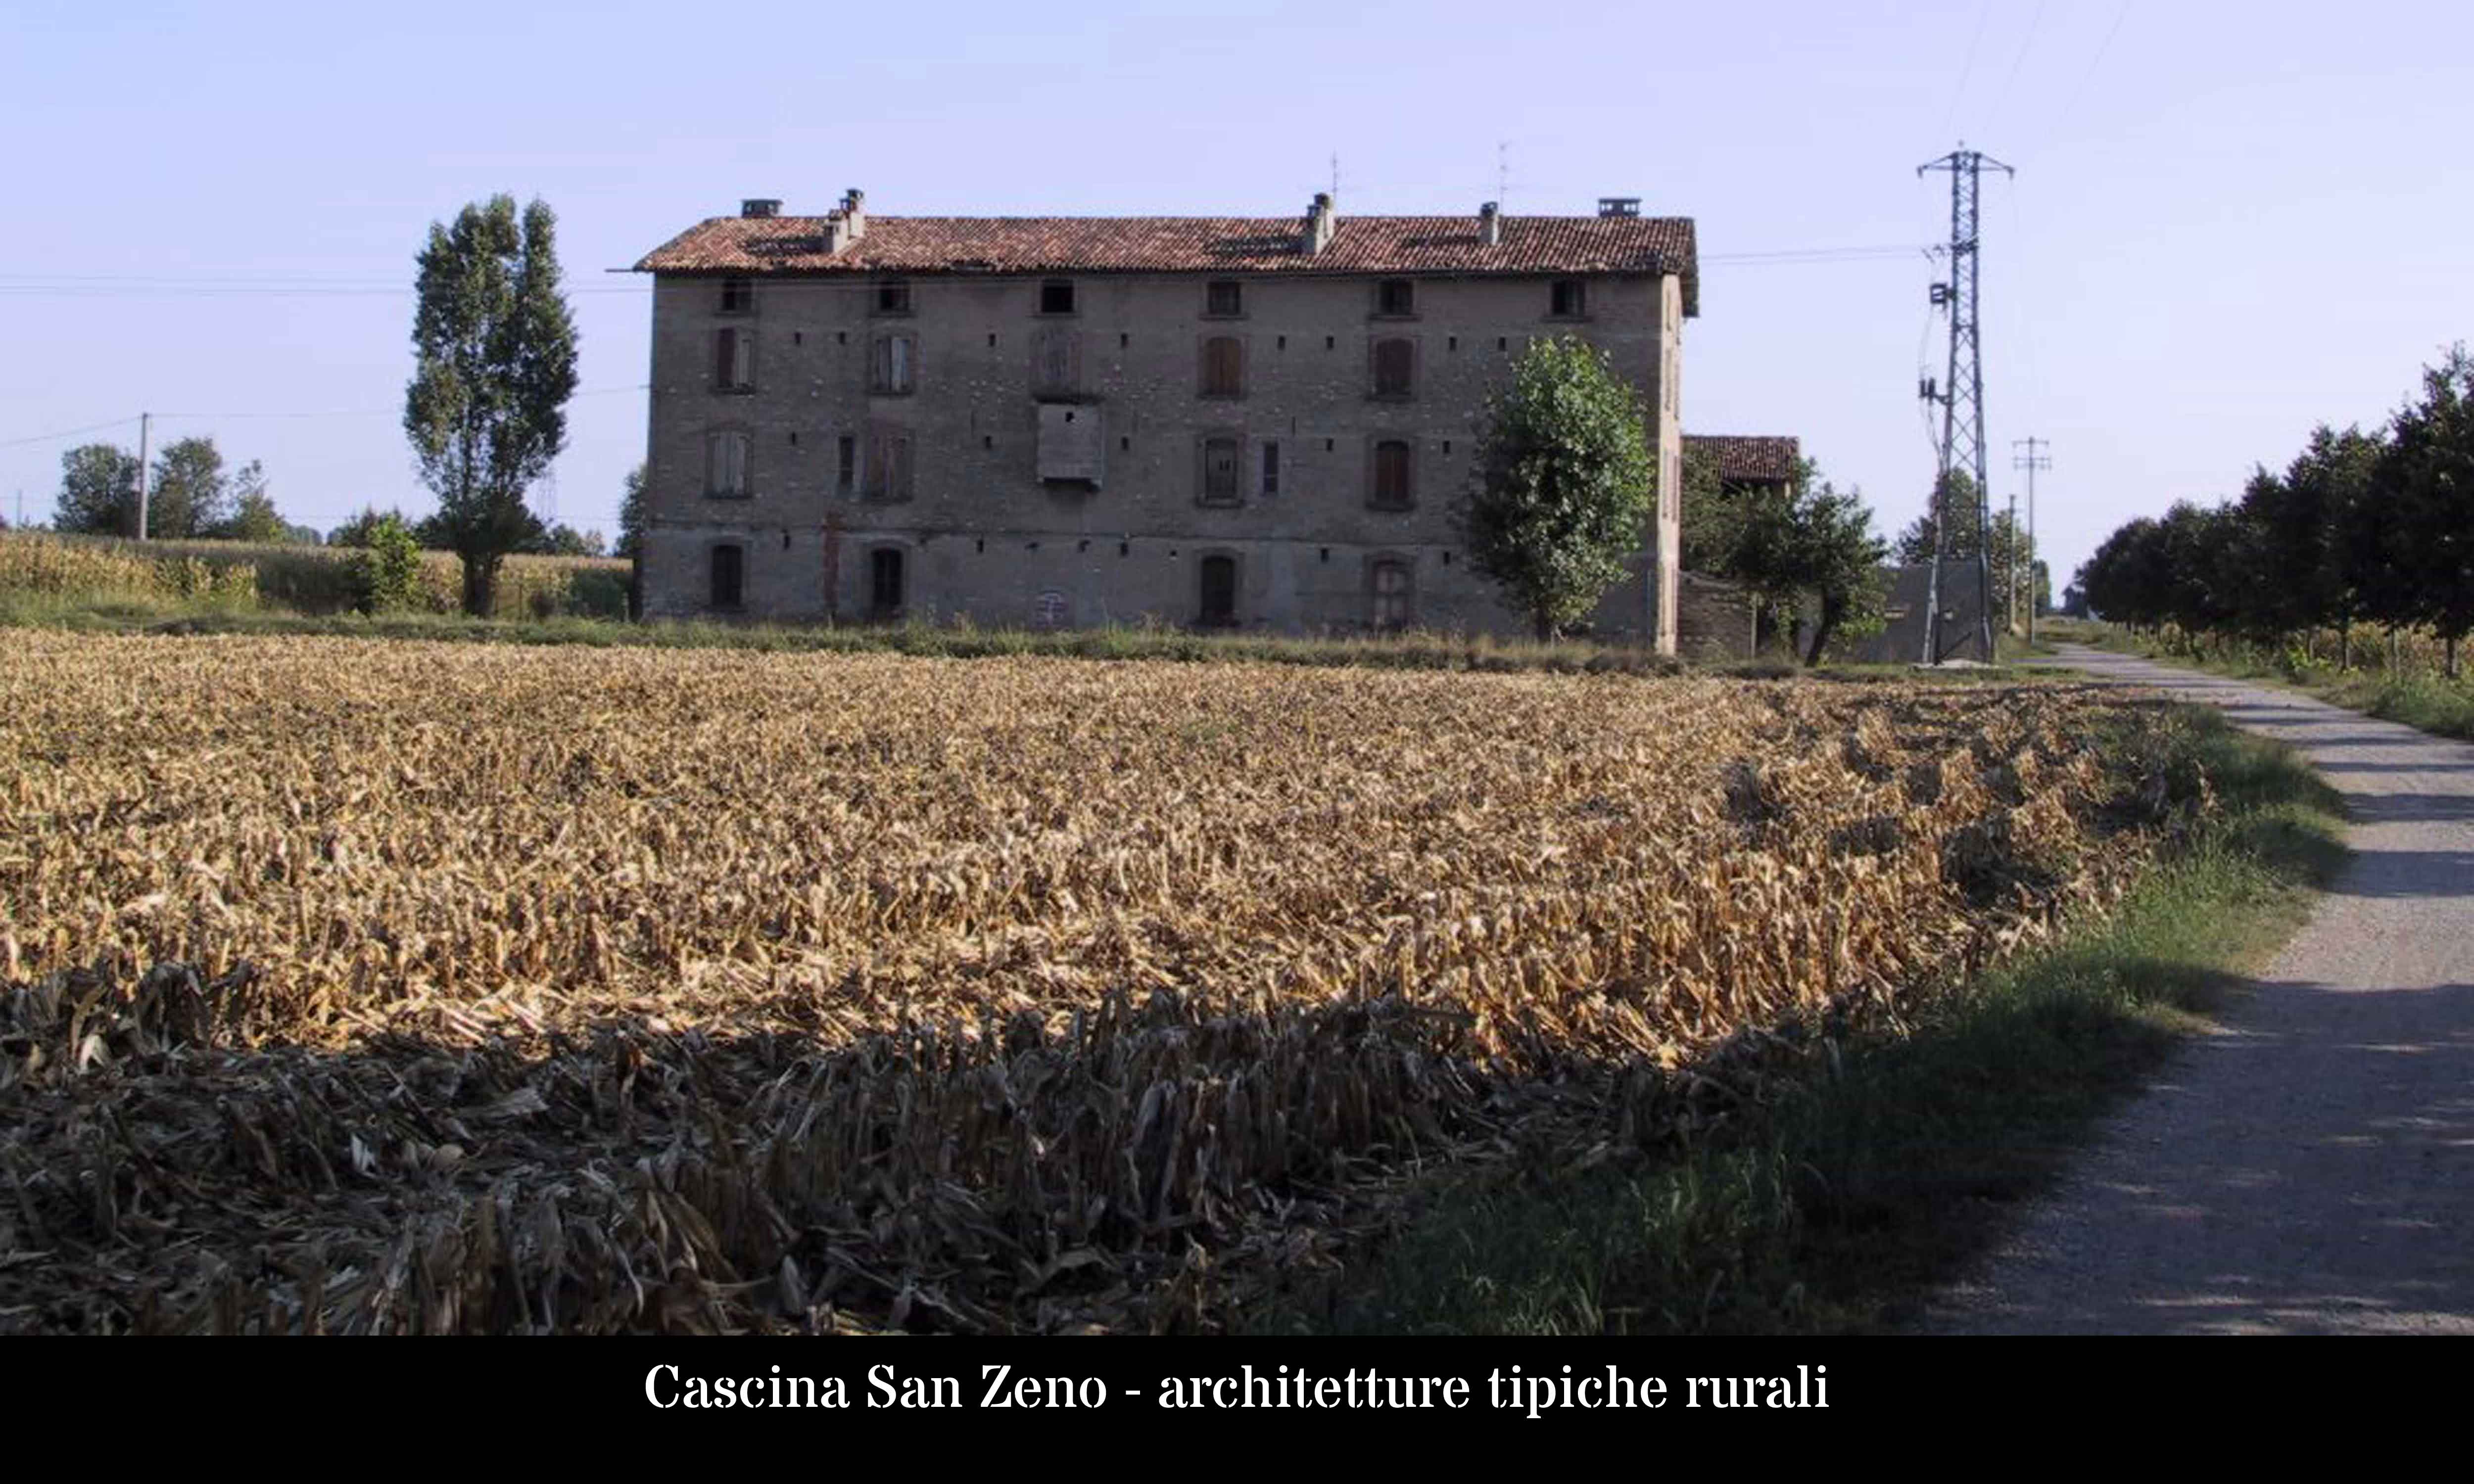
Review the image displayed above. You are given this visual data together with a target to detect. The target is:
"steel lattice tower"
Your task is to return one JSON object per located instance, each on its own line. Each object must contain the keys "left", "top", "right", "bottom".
{"left": 1918, "top": 145, "right": 2012, "bottom": 663}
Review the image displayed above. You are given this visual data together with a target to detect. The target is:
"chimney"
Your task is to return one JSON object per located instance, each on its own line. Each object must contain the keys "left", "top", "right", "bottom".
{"left": 741, "top": 198, "right": 782, "bottom": 218}
{"left": 825, "top": 187, "right": 868, "bottom": 253}
{"left": 1478, "top": 201, "right": 1500, "bottom": 246}
{"left": 1597, "top": 196, "right": 1642, "bottom": 219}
{"left": 1301, "top": 192, "right": 1335, "bottom": 255}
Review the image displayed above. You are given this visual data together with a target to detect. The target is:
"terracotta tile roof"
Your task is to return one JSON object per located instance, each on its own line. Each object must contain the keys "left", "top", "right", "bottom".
{"left": 635, "top": 213, "right": 1699, "bottom": 316}
{"left": 1684, "top": 434, "right": 1801, "bottom": 484}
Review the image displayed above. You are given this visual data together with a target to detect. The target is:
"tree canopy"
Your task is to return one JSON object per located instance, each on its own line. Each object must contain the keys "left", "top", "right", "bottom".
{"left": 404, "top": 194, "right": 579, "bottom": 615}
{"left": 1460, "top": 336, "right": 1654, "bottom": 640}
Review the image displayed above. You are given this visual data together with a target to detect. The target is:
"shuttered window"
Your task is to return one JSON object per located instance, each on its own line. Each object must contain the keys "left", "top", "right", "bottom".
{"left": 1205, "top": 280, "right": 1243, "bottom": 317}
{"left": 717, "top": 278, "right": 753, "bottom": 314}
{"left": 1372, "top": 337, "right": 1415, "bottom": 399}
{"left": 1032, "top": 327, "right": 1080, "bottom": 398}
{"left": 1200, "top": 335, "right": 1244, "bottom": 398}
{"left": 714, "top": 326, "right": 754, "bottom": 391}
{"left": 865, "top": 425, "right": 914, "bottom": 502}
{"left": 1550, "top": 278, "right": 1587, "bottom": 318}
{"left": 1375, "top": 278, "right": 1415, "bottom": 316}
{"left": 871, "top": 333, "right": 916, "bottom": 394}
{"left": 1200, "top": 437, "right": 1240, "bottom": 506}
{"left": 1260, "top": 440, "right": 1280, "bottom": 496}
{"left": 869, "top": 549, "right": 905, "bottom": 614}
{"left": 706, "top": 429, "right": 751, "bottom": 498}
{"left": 1370, "top": 439, "right": 1413, "bottom": 510}
{"left": 1369, "top": 559, "right": 1412, "bottom": 630}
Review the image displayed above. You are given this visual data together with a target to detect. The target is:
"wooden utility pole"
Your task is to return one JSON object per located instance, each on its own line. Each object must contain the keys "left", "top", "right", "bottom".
{"left": 2007, "top": 490, "right": 2021, "bottom": 636}
{"left": 135, "top": 412, "right": 152, "bottom": 540}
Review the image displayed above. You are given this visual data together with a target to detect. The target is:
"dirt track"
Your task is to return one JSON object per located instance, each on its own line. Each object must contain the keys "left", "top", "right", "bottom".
{"left": 1930, "top": 644, "right": 2474, "bottom": 1333}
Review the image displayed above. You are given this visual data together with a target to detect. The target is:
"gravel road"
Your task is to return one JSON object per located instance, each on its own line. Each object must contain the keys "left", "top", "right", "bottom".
{"left": 1928, "top": 643, "right": 2474, "bottom": 1333}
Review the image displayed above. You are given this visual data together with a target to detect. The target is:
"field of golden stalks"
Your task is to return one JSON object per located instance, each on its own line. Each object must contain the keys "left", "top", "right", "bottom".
{"left": 0, "top": 631, "right": 2181, "bottom": 1333}
{"left": 0, "top": 530, "right": 629, "bottom": 619}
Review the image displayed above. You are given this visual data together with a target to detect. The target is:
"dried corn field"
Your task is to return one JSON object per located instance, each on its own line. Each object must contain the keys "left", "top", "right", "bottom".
{"left": 0, "top": 631, "right": 2185, "bottom": 1334}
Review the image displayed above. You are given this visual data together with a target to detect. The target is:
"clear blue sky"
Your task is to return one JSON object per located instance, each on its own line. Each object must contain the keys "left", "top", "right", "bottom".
{"left": 5, "top": 1, "right": 2469, "bottom": 584}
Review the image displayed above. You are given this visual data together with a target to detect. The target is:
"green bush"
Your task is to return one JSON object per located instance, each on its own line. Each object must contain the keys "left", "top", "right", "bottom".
{"left": 346, "top": 516, "right": 423, "bottom": 614}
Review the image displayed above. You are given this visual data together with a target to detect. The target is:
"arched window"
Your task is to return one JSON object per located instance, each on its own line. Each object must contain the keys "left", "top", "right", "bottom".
{"left": 710, "top": 544, "right": 744, "bottom": 610}
{"left": 1370, "top": 439, "right": 1414, "bottom": 509}
{"left": 1369, "top": 558, "right": 1413, "bottom": 630}
{"left": 1197, "top": 555, "right": 1238, "bottom": 628}
{"left": 1372, "top": 337, "right": 1415, "bottom": 398}
{"left": 1200, "top": 335, "right": 1245, "bottom": 398}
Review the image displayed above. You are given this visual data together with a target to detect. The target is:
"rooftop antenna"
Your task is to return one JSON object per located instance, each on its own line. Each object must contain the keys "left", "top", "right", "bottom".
{"left": 1497, "top": 140, "right": 1510, "bottom": 209}
{"left": 1330, "top": 153, "right": 1340, "bottom": 201}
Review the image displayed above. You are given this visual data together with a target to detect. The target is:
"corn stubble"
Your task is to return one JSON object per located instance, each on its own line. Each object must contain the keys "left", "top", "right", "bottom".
{"left": 0, "top": 633, "right": 2178, "bottom": 1333}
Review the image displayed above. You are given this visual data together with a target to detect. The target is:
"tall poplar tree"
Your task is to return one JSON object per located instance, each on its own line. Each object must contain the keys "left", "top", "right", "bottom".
{"left": 404, "top": 195, "right": 578, "bottom": 615}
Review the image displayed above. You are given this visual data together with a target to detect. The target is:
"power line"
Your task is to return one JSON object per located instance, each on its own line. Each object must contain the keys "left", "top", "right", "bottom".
{"left": 0, "top": 415, "right": 141, "bottom": 450}
{"left": 1984, "top": 0, "right": 2052, "bottom": 138}
{"left": 1941, "top": 1, "right": 1996, "bottom": 139}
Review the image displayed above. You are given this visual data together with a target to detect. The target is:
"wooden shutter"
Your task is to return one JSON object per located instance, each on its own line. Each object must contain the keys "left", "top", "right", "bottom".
{"left": 1374, "top": 338, "right": 1413, "bottom": 397}
{"left": 1374, "top": 440, "right": 1412, "bottom": 508}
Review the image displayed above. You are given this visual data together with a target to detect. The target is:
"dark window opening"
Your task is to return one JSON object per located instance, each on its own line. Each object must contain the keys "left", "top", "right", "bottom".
{"left": 869, "top": 548, "right": 905, "bottom": 615}
{"left": 1376, "top": 278, "right": 1415, "bottom": 317}
{"left": 1372, "top": 337, "right": 1415, "bottom": 399}
{"left": 709, "top": 544, "right": 744, "bottom": 609}
{"left": 1200, "top": 436, "right": 1240, "bottom": 506}
{"left": 1261, "top": 440, "right": 1280, "bottom": 496}
{"left": 836, "top": 434, "right": 856, "bottom": 492}
{"left": 717, "top": 278, "right": 753, "bottom": 314}
{"left": 1371, "top": 439, "right": 1414, "bottom": 510}
{"left": 1200, "top": 335, "right": 1244, "bottom": 398}
{"left": 1039, "top": 278, "right": 1076, "bottom": 315}
{"left": 1550, "top": 278, "right": 1587, "bottom": 318}
{"left": 1198, "top": 555, "right": 1237, "bottom": 628}
{"left": 1205, "top": 279, "right": 1243, "bottom": 317}
{"left": 875, "top": 278, "right": 912, "bottom": 314}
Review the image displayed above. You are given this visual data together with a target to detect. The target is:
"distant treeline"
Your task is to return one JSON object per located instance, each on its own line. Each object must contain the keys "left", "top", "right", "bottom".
{"left": 2077, "top": 347, "right": 2474, "bottom": 676}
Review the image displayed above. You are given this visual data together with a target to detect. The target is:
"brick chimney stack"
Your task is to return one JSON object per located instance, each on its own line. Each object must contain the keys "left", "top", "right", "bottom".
{"left": 826, "top": 188, "right": 868, "bottom": 252}
{"left": 1478, "top": 201, "right": 1500, "bottom": 246}
{"left": 1302, "top": 192, "right": 1335, "bottom": 255}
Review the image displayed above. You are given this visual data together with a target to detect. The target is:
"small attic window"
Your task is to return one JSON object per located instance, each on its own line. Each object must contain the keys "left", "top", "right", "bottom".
{"left": 718, "top": 278, "right": 754, "bottom": 314}
{"left": 1040, "top": 279, "right": 1076, "bottom": 315}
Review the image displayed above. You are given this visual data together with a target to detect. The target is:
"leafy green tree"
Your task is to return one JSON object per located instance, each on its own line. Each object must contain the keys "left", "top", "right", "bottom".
{"left": 146, "top": 436, "right": 242, "bottom": 539}
{"left": 330, "top": 506, "right": 418, "bottom": 548}
{"left": 1702, "top": 459, "right": 1889, "bottom": 663}
{"left": 1894, "top": 468, "right": 1986, "bottom": 562}
{"left": 615, "top": 464, "right": 647, "bottom": 560}
{"left": 53, "top": 443, "right": 140, "bottom": 534}
{"left": 522, "top": 522, "right": 607, "bottom": 557}
{"left": 404, "top": 194, "right": 579, "bottom": 615}
{"left": 214, "top": 484, "right": 295, "bottom": 544}
{"left": 1462, "top": 336, "right": 1654, "bottom": 640}
{"left": 2379, "top": 344, "right": 2474, "bottom": 676}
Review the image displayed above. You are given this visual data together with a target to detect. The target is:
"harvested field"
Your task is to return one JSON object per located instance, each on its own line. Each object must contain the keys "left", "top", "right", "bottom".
{"left": 0, "top": 632, "right": 2185, "bottom": 1333}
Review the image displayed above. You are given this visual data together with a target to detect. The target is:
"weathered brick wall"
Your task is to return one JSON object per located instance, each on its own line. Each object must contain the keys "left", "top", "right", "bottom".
{"left": 1675, "top": 572, "right": 1759, "bottom": 662}
{"left": 641, "top": 266, "right": 1682, "bottom": 646}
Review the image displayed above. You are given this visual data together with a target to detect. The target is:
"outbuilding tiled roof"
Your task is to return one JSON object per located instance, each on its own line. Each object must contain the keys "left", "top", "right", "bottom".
{"left": 1684, "top": 434, "right": 1801, "bottom": 484}
{"left": 636, "top": 213, "right": 1699, "bottom": 316}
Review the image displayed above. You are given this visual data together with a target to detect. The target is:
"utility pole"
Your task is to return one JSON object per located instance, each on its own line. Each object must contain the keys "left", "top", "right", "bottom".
{"left": 2007, "top": 490, "right": 2021, "bottom": 636}
{"left": 2014, "top": 435, "right": 2050, "bottom": 646}
{"left": 1917, "top": 144, "right": 2013, "bottom": 663}
{"left": 135, "top": 412, "right": 151, "bottom": 541}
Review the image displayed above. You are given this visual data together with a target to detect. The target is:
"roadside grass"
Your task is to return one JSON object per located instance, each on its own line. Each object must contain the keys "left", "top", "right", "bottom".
{"left": 2063, "top": 622, "right": 2474, "bottom": 743}
{"left": 1291, "top": 705, "right": 2345, "bottom": 1335}
{"left": 0, "top": 593, "right": 2053, "bottom": 684}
